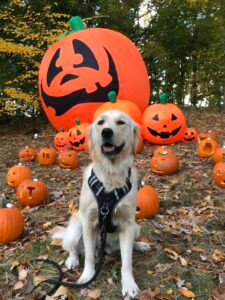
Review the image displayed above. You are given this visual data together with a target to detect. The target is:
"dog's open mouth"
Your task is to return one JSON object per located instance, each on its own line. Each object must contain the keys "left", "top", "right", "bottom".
{"left": 101, "top": 142, "right": 124, "bottom": 156}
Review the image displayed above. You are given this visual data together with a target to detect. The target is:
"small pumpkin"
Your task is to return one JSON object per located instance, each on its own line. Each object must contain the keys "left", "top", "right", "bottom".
{"left": 182, "top": 126, "right": 198, "bottom": 142}
{"left": 136, "top": 184, "right": 159, "bottom": 220}
{"left": 7, "top": 164, "right": 32, "bottom": 188}
{"left": 212, "top": 146, "right": 225, "bottom": 164}
{"left": 198, "top": 131, "right": 216, "bottom": 142}
{"left": 93, "top": 91, "right": 142, "bottom": 125}
{"left": 19, "top": 146, "right": 37, "bottom": 162}
{"left": 68, "top": 119, "right": 89, "bottom": 151}
{"left": 17, "top": 179, "right": 48, "bottom": 207}
{"left": 135, "top": 134, "right": 144, "bottom": 154}
{"left": 58, "top": 150, "right": 80, "bottom": 169}
{"left": 38, "top": 147, "right": 57, "bottom": 166}
{"left": 141, "top": 93, "right": 186, "bottom": 144}
{"left": 0, "top": 203, "right": 24, "bottom": 244}
{"left": 54, "top": 128, "right": 69, "bottom": 151}
{"left": 212, "top": 161, "right": 225, "bottom": 188}
{"left": 153, "top": 146, "right": 173, "bottom": 156}
{"left": 150, "top": 151, "right": 179, "bottom": 175}
{"left": 197, "top": 138, "right": 218, "bottom": 158}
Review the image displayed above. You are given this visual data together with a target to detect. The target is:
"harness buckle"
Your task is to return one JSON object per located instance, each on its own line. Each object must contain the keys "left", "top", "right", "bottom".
{"left": 100, "top": 207, "right": 109, "bottom": 216}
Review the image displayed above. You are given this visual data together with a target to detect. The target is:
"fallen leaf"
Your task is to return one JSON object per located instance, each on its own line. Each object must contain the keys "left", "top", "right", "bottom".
{"left": 51, "top": 285, "right": 68, "bottom": 298}
{"left": 10, "top": 260, "right": 20, "bottom": 270}
{"left": 164, "top": 247, "right": 179, "bottom": 260}
{"left": 180, "top": 287, "right": 195, "bottom": 298}
{"left": 51, "top": 238, "right": 62, "bottom": 246}
{"left": 43, "top": 221, "right": 52, "bottom": 229}
{"left": 18, "top": 266, "right": 28, "bottom": 281}
{"left": 192, "top": 226, "right": 201, "bottom": 234}
{"left": 191, "top": 246, "right": 205, "bottom": 253}
{"left": 87, "top": 288, "right": 102, "bottom": 299}
{"left": 179, "top": 256, "right": 188, "bottom": 266}
{"left": 166, "top": 288, "right": 173, "bottom": 295}
{"left": 137, "top": 288, "right": 161, "bottom": 299}
{"left": 212, "top": 250, "right": 225, "bottom": 263}
{"left": 13, "top": 280, "right": 24, "bottom": 290}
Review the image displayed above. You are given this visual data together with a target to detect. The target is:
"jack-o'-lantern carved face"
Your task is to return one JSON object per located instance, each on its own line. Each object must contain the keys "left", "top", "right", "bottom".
{"left": 213, "top": 161, "right": 225, "bottom": 188}
{"left": 7, "top": 165, "right": 32, "bottom": 188}
{"left": 183, "top": 127, "right": 198, "bottom": 142}
{"left": 58, "top": 150, "right": 80, "bottom": 169}
{"left": 150, "top": 151, "right": 179, "bottom": 175}
{"left": 38, "top": 17, "right": 150, "bottom": 131}
{"left": 19, "top": 146, "right": 37, "bottom": 161}
{"left": 38, "top": 148, "right": 57, "bottom": 166}
{"left": 142, "top": 94, "right": 186, "bottom": 144}
{"left": 68, "top": 120, "right": 89, "bottom": 151}
{"left": 54, "top": 129, "right": 69, "bottom": 151}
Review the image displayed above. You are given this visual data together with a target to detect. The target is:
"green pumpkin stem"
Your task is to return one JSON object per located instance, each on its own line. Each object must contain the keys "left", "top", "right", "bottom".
{"left": 69, "top": 16, "right": 85, "bottom": 32}
{"left": 75, "top": 118, "right": 81, "bottom": 125}
{"left": 60, "top": 128, "right": 65, "bottom": 132}
{"left": 187, "top": 121, "right": 192, "bottom": 128}
{"left": 159, "top": 93, "right": 169, "bottom": 104}
{"left": 108, "top": 91, "right": 117, "bottom": 103}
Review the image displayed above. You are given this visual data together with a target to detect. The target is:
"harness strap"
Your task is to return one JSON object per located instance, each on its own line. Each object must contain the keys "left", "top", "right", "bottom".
{"left": 88, "top": 168, "right": 132, "bottom": 233}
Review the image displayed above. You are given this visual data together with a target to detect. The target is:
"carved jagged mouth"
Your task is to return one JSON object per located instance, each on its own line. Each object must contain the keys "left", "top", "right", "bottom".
{"left": 147, "top": 126, "right": 181, "bottom": 139}
{"left": 184, "top": 137, "right": 195, "bottom": 141}
{"left": 56, "top": 144, "right": 66, "bottom": 148}
{"left": 69, "top": 137, "right": 85, "bottom": 147}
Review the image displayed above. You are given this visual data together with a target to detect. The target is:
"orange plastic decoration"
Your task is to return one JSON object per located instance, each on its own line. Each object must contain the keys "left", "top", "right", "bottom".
{"left": 54, "top": 128, "right": 69, "bottom": 151}
{"left": 68, "top": 119, "right": 89, "bottom": 151}
{"left": 182, "top": 127, "right": 198, "bottom": 142}
{"left": 38, "top": 17, "right": 150, "bottom": 131}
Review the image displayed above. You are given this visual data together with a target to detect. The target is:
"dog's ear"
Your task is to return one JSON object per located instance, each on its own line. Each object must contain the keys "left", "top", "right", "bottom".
{"left": 87, "top": 124, "right": 94, "bottom": 153}
{"left": 132, "top": 123, "right": 140, "bottom": 155}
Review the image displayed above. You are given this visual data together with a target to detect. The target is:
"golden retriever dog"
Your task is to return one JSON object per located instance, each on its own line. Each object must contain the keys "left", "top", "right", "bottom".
{"left": 52, "top": 110, "right": 150, "bottom": 298}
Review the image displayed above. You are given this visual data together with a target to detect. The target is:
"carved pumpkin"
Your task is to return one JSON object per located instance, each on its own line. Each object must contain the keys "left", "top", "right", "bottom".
{"left": 17, "top": 179, "right": 48, "bottom": 207}
{"left": 68, "top": 119, "right": 89, "bottom": 151}
{"left": 7, "top": 165, "right": 32, "bottom": 188}
{"left": 142, "top": 93, "right": 186, "bottom": 144}
{"left": 182, "top": 127, "right": 198, "bottom": 142}
{"left": 93, "top": 91, "right": 142, "bottom": 124}
{"left": 54, "top": 128, "right": 69, "bottom": 151}
{"left": 198, "top": 131, "right": 216, "bottom": 142}
{"left": 136, "top": 184, "right": 159, "bottom": 220}
{"left": 58, "top": 150, "right": 80, "bottom": 169}
{"left": 212, "top": 146, "right": 225, "bottom": 164}
{"left": 153, "top": 146, "right": 173, "bottom": 156}
{"left": 150, "top": 151, "right": 179, "bottom": 175}
{"left": 19, "top": 146, "right": 37, "bottom": 162}
{"left": 213, "top": 161, "right": 225, "bottom": 188}
{"left": 135, "top": 134, "right": 144, "bottom": 154}
{"left": 38, "top": 147, "right": 57, "bottom": 165}
{"left": 0, "top": 203, "right": 24, "bottom": 244}
{"left": 38, "top": 16, "right": 149, "bottom": 131}
{"left": 197, "top": 138, "right": 218, "bottom": 158}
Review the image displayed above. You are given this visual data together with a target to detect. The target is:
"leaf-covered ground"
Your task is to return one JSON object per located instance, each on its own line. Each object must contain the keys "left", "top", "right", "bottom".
{"left": 0, "top": 109, "right": 225, "bottom": 300}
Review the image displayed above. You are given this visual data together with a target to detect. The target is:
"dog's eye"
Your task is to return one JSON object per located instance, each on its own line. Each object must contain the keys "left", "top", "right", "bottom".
{"left": 98, "top": 120, "right": 104, "bottom": 125}
{"left": 116, "top": 120, "right": 126, "bottom": 125}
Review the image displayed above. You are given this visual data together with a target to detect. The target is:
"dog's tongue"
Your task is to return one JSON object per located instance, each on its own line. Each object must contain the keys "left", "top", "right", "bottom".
{"left": 103, "top": 145, "right": 115, "bottom": 152}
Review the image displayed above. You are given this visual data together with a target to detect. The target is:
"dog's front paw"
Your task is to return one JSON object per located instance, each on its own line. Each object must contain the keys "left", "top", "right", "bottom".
{"left": 122, "top": 275, "right": 140, "bottom": 298}
{"left": 134, "top": 241, "right": 151, "bottom": 252}
{"left": 77, "top": 267, "right": 95, "bottom": 284}
{"left": 65, "top": 255, "right": 79, "bottom": 270}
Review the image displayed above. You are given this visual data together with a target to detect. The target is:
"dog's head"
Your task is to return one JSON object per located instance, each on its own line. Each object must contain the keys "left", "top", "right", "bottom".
{"left": 88, "top": 110, "right": 139, "bottom": 160}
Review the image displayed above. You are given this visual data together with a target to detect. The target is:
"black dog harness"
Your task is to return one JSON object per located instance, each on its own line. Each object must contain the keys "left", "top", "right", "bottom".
{"left": 88, "top": 168, "right": 132, "bottom": 233}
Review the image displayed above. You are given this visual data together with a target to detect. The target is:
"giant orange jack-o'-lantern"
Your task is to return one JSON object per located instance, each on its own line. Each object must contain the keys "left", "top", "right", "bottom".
{"left": 141, "top": 93, "right": 186, "bottom": 144}
{"left": 38, "top": 16, "right": 150, "bottom": 131}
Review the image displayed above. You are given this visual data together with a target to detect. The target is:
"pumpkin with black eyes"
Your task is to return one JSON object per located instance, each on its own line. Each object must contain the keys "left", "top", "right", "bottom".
{"left": 19, "top": 146, "right": 37, "bottom": 162}
{"left": 68, "top": 119, "right": 89, "bottom": 151}
{"left": 141, "top": 93, "right": 186, "bottom": 144}
{"left": 38, "top": 16, "right": 150, "bottom": 131}
{"left": 150, "top": 151, "right": 179, "bottom": 175}
{"left": 213, "top": 161, "right": 225, "bottom": 188}
{"left": 182, "top": 127, "right": 198, "bottom": 142}
{"left": 38, "top": 147, "right": 57, "bottom": 166}
{"left": 7, "top": 165, "right": 32, "bottom": 188}
{"left": 58, "top": 150, "right": 80, "bottom": 169}
{"left": 54, "top": 128, "right": 69, "bottom": 151}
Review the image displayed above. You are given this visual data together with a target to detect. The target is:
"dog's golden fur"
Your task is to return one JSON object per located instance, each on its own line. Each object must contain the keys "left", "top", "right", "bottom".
{"left": 52, "top": 110, "right": 150, "bottom": 298}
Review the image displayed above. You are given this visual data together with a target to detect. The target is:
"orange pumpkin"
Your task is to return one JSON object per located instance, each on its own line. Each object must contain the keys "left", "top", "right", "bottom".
{"left": 7, "top": 165, "right": 32, "bottom": 188}
{"left": 198, "top": 131, "right": 216, "bottom": 142}
{"left": 135, "top": 134, "right": 144, "bottom": 154}
{"left": 182, "top": 127, "right": 198, "bottom": 142}
{"left": 38, "top": 16, "right": 149, "bottom": 131}
{"left": 142, "top": 93, "right": 186, "bottom": 144}
{"left": 93, "top": 91, "right": 142, "bottom": 124}
{"left": 197, "top": 138, "right": 218, "bottom": 158}
{"left": 38, "top": 147, "right": 57, "bottom": 165}
{"left": 212, "top": 146, "right": 225, "bottom": 164}
{"left": 212, "top": 161, "right": 225, "bottom": 188}
{"left": 17, "top": 179, "right": 48, "bottom": 207}
{"left": 153, "top": 146, "right": 173, "bottom": 156}
{"left": 150, "top": 151, "right": 179, "bottom": 175}
{"left": 136, "top": 185, "right": 159, "bottom": 220}
{"left": 0, "top": 203, "right": 24, "bottom": 244}
{"left": 54, "top": 128, "right": 69, "bottom": 151}
{"left": 68, "top": 119, "right": 89, "bottom": 151}
{"left": 19, "top": 146, "right": 37, "bottom": 162}
{"left": 58, "top": 150, "right": 80, "bottom": 169}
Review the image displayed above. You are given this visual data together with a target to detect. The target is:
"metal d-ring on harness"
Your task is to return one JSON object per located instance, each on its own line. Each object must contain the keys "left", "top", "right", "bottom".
{"left": 28, "top": 168, "right": 132, "bottom": 299}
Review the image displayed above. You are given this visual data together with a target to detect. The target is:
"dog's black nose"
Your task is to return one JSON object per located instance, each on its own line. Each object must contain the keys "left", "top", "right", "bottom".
{"left": 101, "top": 128, "right": 113, "bottom": 139}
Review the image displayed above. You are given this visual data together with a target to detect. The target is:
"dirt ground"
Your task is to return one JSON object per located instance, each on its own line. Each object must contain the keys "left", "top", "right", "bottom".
{"left": 0, "top": 108, "right": 225, "bottom": 300}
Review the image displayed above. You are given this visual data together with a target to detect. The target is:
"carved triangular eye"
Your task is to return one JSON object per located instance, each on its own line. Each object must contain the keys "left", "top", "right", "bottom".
{"left": 171, "top": 114, "right": 177, "bottom": 120}
{"left": 153, "top": 114, "right": 159, "bottom": 121}
{"left": 77, "top": 129, "right": 82, "bottom": 136}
